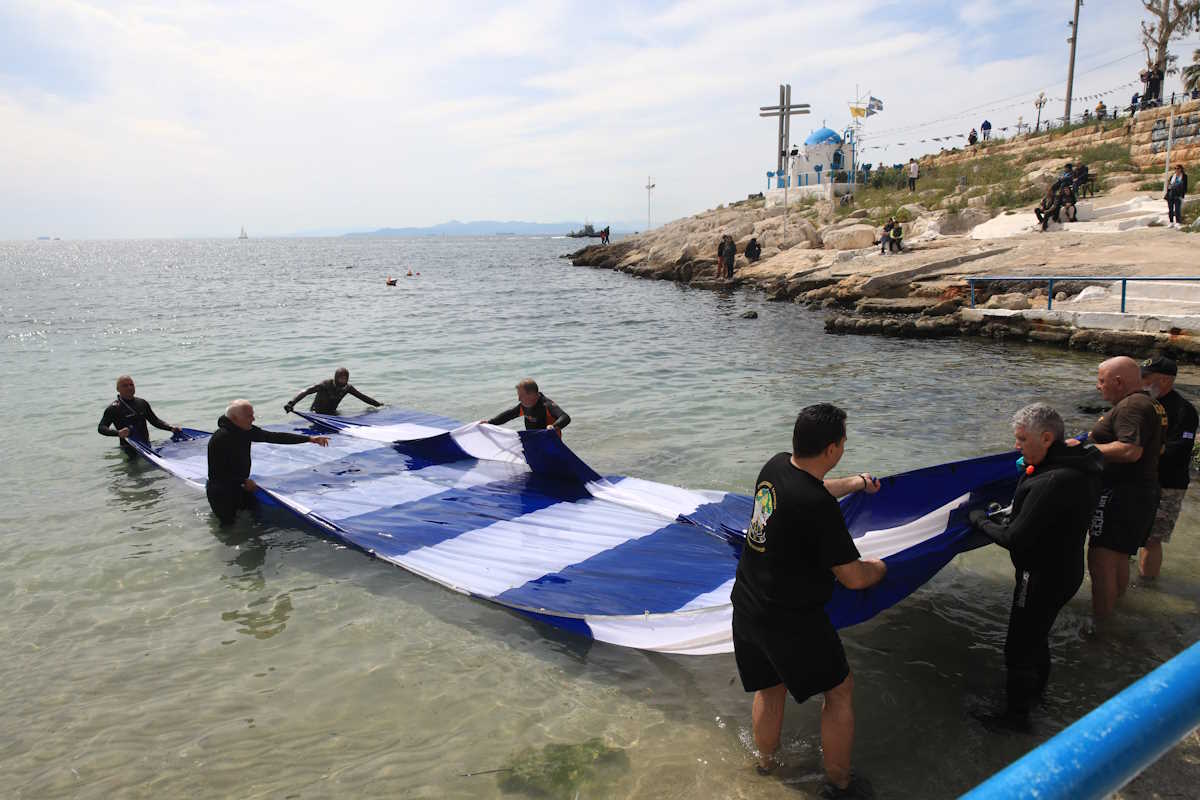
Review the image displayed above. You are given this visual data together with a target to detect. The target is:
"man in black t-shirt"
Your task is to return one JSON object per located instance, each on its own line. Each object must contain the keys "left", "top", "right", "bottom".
{"left": 97, "top": 375, "right": 180, "bottom": 456}
{"left": 1069, "top": 356, "right": 1163, "bottom": 629}
{"left": 285, "top": 367, "right": 382, "bottom": 415}
{"left": 1139, "top": 357, "right": 1198, "bottom": 579}
{"left": 731, "top": 403, "right": 885, "bottom": 798}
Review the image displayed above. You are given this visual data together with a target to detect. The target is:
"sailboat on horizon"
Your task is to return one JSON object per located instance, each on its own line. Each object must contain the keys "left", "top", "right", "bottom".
{"left": 238, "top": 226, "right": 248, "bottom": 240}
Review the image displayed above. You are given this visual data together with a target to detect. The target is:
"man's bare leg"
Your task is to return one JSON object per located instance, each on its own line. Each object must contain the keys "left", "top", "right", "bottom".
{"left": 821, "top": 673, "right": 855, "bottom": 789}
{"left": 1116, "top": 553, "right": 1130, "bottom": 599}
{"left": 1088, "top": 546, "right": 1124, "bottom": 624}
{"left": 1139, "top": 539, "right": 1163, "bottom": 579}
{"left": 752, "top": 684, "right": 788, "bottom": 771}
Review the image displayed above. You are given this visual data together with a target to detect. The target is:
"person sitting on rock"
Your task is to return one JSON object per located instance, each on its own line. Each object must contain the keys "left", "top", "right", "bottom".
{"left": 1034, "top": 187, "right": 1060, "bottom": 231}
{"left": 1057, "top": 184, "right": 1078, "bottom": 223}
{"left": 1071, "top": 163, "right": 1090, "bottom": 195}
{"left": 745, "top": 237, "right": 762, "bottom": 262}
{"left": 968, "top": 128, "right": 979, "bottom": 146}
{"left": 1051, "top": 164, "right": 1075, "bottom": 193}
{"left": 880, "top": 218, "right": 897, "bottom": 254}
{"left": 888, "top": 220, "right": 904, "bottom": 253}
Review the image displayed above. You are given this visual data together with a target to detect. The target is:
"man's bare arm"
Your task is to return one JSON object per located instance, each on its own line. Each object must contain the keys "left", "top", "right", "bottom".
{"left": 831, "top": 559, "right": 887, "bottom": 590}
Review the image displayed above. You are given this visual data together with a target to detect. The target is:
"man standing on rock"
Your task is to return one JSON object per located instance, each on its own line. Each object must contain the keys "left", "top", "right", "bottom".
{"left": 717, "top": 235, "right": 736, "bottom": 280}
{"left": 1139, "top": 357, "right": 1197, "bottom": 579}
{"left": 1068, "top": 356, "right": 1164, "bottom": 632}
{"left": 732, "top": 403, "right": 885, "bottom": 798}
{"left": 907, "top": 159, "right": 919, "bottom": 192}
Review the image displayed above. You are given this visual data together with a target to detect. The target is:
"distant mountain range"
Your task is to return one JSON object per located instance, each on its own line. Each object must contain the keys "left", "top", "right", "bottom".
{"left": 344, "top": 220, "right": 637, "bottom": 237}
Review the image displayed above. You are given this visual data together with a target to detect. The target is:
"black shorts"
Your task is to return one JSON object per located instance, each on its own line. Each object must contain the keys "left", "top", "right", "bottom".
{"left": 732, "top": 609, "right": 850, "bottom": 703}
{"left": 1088, "top": 485, "right": 1160, "bottom": 555}
{"left": 206, "top": 484, "right": 258, "bottom": 526}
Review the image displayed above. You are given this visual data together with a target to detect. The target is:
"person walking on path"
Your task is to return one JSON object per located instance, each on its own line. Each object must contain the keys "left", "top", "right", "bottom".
{"left": 732, "top": 403, "right": 884, "bottom": 797}
{"left": 1166, "top": 164, "right": 1187, "bottom": 227}
{"left": 1139, "top": 357, "right": 1198, "bottom": 579}
{"left": 907, "top": 159, "right": 919, "bottom": 192}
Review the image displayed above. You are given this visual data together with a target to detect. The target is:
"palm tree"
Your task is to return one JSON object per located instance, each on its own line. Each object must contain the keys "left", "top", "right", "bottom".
{"left": 1185, "top": 48, "right": 1200, "bottom": 93}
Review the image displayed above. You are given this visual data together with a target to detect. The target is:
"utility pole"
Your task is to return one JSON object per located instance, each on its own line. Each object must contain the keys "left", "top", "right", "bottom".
{"left": 759, "top": 83, "right": 810, "bottom": 243}
{"left": 1064, "top": 0, "right": 1082, "bottom": 125}
{"left": 644, "top": 177, "right": 655, "bottom": 231}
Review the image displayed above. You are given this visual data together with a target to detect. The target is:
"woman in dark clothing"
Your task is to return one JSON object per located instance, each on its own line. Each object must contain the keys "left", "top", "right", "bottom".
{"left": 1166, "top": 165, "right": 1188, "bottom": 227}
{"left": 1034, "top": 187, "right": 1060, "bottom": 231}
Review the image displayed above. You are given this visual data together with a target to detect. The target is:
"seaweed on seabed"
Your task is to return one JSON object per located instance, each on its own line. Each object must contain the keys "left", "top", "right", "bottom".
{"left": 497, "top": 737, "right": 630, "bottom": 797}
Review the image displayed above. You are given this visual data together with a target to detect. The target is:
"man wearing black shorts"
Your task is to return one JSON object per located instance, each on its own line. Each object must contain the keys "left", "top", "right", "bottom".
{"left": 731, "top": 403, "right": 886, "bottom": 798}
{"left": 1139, "top": 357, "right": 1197, "bottom": 579}
{"left": 1071, "top": 356, "right": 1163, "bottom": 630}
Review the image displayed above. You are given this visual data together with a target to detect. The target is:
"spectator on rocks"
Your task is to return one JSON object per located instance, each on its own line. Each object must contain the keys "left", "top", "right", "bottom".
{"left": 1139, "top": 357, "right": 1198, "bottom": 579}
{"left": 1052, "top": 163, "right": 1075, "bottom": 193}
{"left": 1034, "top": 187, "right": 1060, "bottom": 231}
{"left": 968, "top": 128, "right": 979, "bottom": 146}
{"left": 907, "top": 158, "right": 919, "bottom": 192}
{"left": 968, "top": 403, "right": 1103, "bottom": 731}
{"left": 745, "top": 237, "right": 762, "bottom": 263}
{"left": 1067, "top": 356, "right": 1164, "bottom": 633}
{"left": 880, "top": 218, "right": 896, "bottom": 254}
{"left": 1129, "top": 92, "right": 1140, "bottom": 115}
{"left": 1166, "top": 164, "right": 1188, "bottom": 228}
{"left": 1057, "top": 183, "right": 1078, "bottom": 223}
{"left": 717, "top": 235, "right": 736, "bottom": 280}
{"left": 981, "top": 119, "right": 992, "bottom": 141}
{"left": 888, "top": 220, "right": 904, "bottom": 253}
{"left": 1095, "top": 100, "right": 1107, "bottom": 120}
{"left": 1071, "top": 163, "right": 1090, "bottom": 195}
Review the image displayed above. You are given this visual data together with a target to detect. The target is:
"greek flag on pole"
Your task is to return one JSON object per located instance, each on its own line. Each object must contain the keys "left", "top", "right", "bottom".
{"left": 129, "top": 408, "right": 1018, "bottom": 655}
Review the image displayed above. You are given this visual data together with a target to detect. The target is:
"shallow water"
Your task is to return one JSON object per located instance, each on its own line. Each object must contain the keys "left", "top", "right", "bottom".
{"left": 2, "top": 236, "right": 1198, "bottom": 798}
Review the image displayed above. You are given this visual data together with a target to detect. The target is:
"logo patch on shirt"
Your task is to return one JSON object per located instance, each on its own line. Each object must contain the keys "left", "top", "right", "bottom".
{"left": 747, "top": 482, "right": 775, "bottom": 553}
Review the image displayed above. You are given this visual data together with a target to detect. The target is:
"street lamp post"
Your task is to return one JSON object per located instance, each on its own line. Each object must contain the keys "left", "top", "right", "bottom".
{"left": 1034, "top": 92, "right": 1047, "bottom": 132}
{"left": 644, "top": 177, "right": 655, "bottom": 231}
{"left": 760, "top": 83, "right": 810, "bottom": 244}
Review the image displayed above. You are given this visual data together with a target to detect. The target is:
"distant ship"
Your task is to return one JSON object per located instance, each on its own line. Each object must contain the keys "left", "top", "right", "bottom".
{"left": 567, "top": 223, "right": 602, "bottom": 238}
{"left": 238, "top": 226, "right": 248, "bottom": 240}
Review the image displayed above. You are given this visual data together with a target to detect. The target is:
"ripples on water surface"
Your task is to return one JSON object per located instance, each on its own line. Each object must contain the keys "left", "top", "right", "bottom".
{"left": 1, "top": 237, "right": 1197, "bottom": 798}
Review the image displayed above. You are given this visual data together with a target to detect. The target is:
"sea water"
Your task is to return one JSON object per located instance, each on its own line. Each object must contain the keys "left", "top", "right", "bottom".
{"left": 1, "top": 236, "right": 1197, "bottom": 798}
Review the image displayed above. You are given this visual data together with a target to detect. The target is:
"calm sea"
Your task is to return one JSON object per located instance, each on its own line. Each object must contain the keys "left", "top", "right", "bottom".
{"left": 2, "top": 236, "right": 1197, "bottom": 798}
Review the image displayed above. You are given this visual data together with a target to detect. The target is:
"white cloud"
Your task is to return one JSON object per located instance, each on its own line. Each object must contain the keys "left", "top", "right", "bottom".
{"left": 0, "top": 0, "right": 1178, "bottom": 238}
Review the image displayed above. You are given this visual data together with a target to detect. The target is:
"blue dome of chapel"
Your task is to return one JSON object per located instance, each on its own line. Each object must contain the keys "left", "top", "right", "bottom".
{"left": 804, "top": 127, "right": 843, "bottom": 146}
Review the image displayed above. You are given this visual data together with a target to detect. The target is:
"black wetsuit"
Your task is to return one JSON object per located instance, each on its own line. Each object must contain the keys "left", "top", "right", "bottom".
{"left": 1158, "top": 390, "right": 1199, "bottom": 490}
{"left": 206, "top": 415, "right": 311, "bottom": 525}
{"left": 970, "top": 442, "right": 1103, "bottom": 716}
{"left": 98, "top": 396, "right": 173, "bottom": 455}
{"left": 488, "top": 394, "right": 571, "bottom": 431}
{"left": 287, "top": 379, "right": 381, "bottom": 414}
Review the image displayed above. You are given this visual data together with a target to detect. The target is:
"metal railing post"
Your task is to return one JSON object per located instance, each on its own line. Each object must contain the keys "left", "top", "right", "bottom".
{"left": 969, "top": 281, "right": 976, "bottom": 308}
{"left": 1121, "top": 280, "right": 1127, "bottom": 313}
{"left": 1047, "top": 279, "right": 1055, "bottom": 310}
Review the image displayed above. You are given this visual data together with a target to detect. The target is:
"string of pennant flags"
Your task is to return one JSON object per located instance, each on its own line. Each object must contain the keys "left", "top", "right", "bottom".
{"left": 853, "top": 79, "right": 1144, "bottom": 151}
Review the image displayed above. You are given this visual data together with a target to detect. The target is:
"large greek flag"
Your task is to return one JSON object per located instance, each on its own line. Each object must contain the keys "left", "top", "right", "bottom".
{"left": 128, "top": 409, "right": 1018, "bottom": 655}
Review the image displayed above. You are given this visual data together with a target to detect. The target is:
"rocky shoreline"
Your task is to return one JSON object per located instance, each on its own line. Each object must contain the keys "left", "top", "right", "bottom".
{"left": 569, "top": 100, "right": 1200, "bottom": 362}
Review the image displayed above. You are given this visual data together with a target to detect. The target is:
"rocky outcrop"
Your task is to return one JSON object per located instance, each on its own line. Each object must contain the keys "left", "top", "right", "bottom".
{"left": 821, "top": 224, "right": 877, "bottom": 250}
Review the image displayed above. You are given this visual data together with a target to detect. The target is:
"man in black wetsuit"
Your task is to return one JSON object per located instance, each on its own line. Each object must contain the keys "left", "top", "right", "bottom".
{"left": 1139, "top": 357, "right": 1198, "bottom": 579}
{"left": 969, "top": 403, "right": 1103, "bottom": 729}
{"left": 97, "top": 375, "right": 180, "bottom": 456}
{"left": 207, "top": 399, "right": 330, "bottom": 526}
{"left": 483, "top": 379, "right": 570, "bottom": 434}
{"left": 284, "top": 367, "right": 382, "bottom": 415}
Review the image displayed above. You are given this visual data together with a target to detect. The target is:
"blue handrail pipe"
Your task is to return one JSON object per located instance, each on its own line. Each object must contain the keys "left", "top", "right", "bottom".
{"left": 961, "top": 639, "right": 1200, "bottom": 799}
{"left": 967, "top": 275, "right": 1200, "bottom": 314}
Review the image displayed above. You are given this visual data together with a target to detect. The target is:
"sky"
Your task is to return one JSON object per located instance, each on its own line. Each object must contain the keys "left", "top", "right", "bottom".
{"left": 1, "top": 0, "right": 1197, "bottom": 238}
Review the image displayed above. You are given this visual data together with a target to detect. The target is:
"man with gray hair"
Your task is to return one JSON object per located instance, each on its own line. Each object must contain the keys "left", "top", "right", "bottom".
{"left": 969, "top": 403, "right": 1102, "bottom": 729}
{"left": 1069, "top": 356, "right": 1164, "bottom": 629}
{"left": 207, "top": 399, "right": 330, "bottom": 526}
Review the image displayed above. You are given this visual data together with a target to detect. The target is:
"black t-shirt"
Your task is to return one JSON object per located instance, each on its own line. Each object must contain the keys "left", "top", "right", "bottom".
{"left": 1157, "top": 390, "right": 1199, "bottom": 489}
{"left": 1090, "top": 392, "right": 1164, "bottom": 487}
{"left": 731, "top": 453, "right": 861, "bottom": 624}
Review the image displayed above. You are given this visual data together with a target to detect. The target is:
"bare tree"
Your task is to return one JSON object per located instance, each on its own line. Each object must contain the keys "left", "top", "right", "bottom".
{"left": 1141, "top": 0, "right": 1200, "bottom": 99}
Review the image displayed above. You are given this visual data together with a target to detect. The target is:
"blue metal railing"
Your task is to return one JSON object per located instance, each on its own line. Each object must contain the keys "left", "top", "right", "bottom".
{"left": 967, "top": 276, "right": 1200, "bottom": 314}
{"left": 961, "top": 639, "right": 1200, "bottom": 799}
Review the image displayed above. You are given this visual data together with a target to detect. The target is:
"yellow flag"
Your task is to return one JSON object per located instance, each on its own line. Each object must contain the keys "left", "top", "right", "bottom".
{"left": 849, "top": 105, "right": 867, "bottom": 118}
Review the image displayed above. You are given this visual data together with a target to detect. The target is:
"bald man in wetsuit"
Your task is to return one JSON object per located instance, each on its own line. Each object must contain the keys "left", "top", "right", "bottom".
{"left": 97, "top": 375, "right": 180, "bottom": 456}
